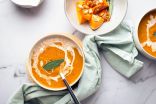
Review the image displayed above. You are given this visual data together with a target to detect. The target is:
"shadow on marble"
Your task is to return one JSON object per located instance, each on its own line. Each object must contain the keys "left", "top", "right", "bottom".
{"left": 72, "top": 30, "right": 86, "bottom": 41}
{"left": 130, "top": 52, "right": 156, "bottom": 84}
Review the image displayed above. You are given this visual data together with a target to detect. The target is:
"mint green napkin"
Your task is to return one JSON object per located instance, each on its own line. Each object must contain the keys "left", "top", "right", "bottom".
{"left": 8, "top": 21, "right": 143, "bottom": 104}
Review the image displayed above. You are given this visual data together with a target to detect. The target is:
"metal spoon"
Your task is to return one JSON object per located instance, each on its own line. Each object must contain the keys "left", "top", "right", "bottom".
{"left": 60, "top": 72, "right": 81, "bottom": 104}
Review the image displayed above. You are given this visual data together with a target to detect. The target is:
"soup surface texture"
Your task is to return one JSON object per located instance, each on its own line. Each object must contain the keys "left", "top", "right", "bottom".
{"left": 138, "top": 10, "right": 156, "bottom": 58}
{"left": 31, "top": 36, "right": 83, "bottom": 89}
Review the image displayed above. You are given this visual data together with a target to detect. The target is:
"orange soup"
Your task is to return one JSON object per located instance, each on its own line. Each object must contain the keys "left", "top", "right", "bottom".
{"left": 31, "top": 35, "right": 84, "bottom": 89}
{"left": 138, "top": 10, "right": 156, "bottom": 58}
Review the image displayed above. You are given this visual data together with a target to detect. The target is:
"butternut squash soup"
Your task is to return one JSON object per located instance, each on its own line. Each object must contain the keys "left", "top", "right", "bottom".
{"left": 138, "top": 10, "right": 156, "bottom": 58}
{"left": 29, "top": 34, "right": 84, "bottom": 90}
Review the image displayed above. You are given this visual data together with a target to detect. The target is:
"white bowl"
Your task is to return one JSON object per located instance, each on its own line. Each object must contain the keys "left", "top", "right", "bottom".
{"left": 10, "top": 0, "right": 43, "bottom": 8}
{"left": 64, "top": 0, "right": 128, "bottom": 35}
{"left": 133, "top": 8, "right": 156, "bottom": 60}
{"left": 27, "top": 33, "right": 85, "bottom": 91}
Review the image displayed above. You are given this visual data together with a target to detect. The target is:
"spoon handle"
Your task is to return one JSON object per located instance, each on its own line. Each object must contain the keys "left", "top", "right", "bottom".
{"left": 62, "top": 79, "right": 81, "bottom": 104}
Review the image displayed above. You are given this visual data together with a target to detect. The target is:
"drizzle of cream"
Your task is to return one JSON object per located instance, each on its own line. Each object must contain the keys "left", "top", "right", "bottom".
{"left": 40, "top": 61, "right": 43, "bottom": 67}
{"left": 32, "top": 38, "right": 81, "bottom": 85}
{"left": 142, "top": 15, "right": 156, "bottom": 52}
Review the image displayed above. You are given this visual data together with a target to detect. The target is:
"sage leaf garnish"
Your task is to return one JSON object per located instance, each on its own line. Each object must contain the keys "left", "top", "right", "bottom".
{"left": 43, "top": 59, "right": 64, "bottom": 71}
{"left": 154, "top": 32, "right": 156, "bottom": 37}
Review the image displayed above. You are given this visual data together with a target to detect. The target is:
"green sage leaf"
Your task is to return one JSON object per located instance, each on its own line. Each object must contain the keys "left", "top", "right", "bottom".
{"left": 43, "top": 59, "right": 64, "bottom": 71}
{"left": 154, "top": 32, "right": 156, "bottom": 37}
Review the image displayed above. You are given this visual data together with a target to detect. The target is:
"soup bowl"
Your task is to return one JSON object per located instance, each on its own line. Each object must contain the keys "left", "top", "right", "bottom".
{"left": 27, "top": 33, "right": 85, "bottom": 91}
{"left": 133, "top": 8, "right": 156, "bottom": 60}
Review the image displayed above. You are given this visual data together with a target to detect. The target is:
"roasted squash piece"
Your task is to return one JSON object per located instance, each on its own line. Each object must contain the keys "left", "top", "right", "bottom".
{"left": 92, "top": 3, "right": 109, "bottom": 14}
{"left": 99, "top": 10, "right": 110, "bottom": 22}
{"left": 76, "top": 10, "right": 87, "bottom": 24}
{"left": 85, "top": 0, "right": 96, "bottom": 7}
{"left": 82, "top": 9, "right": 92, "bottom": 20}
{"left": 76, "top": 0, "right": 110, "bottom": 30}
{"left": 103, "top": 0, "right": 109, "bottom": 6}
{"left": 90, "top": 15, "right": 104, "bottom": 30}
{"left": 76, "top": 1, "right": 87, "bottom": 24}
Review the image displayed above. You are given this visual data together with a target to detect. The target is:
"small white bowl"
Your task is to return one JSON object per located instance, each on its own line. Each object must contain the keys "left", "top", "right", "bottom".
{"left": 10, "top": 0, "right": 43, "bottom": 8}
{"left": 133, "top": 8, "right": 156, "bottom": 60}
{"left": 64, "top": 0, "right": 128, "bottom": 35}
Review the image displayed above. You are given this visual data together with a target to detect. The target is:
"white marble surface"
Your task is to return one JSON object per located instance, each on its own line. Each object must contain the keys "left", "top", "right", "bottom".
{"left": 0, "top": 0, "right": 156, "bottom": 104}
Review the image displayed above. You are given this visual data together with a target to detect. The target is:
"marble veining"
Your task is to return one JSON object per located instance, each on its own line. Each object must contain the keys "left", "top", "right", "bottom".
{"left": 0, "top": 66, "right": 10, "bottom": 70}
{"left": 144, "top": 88, "right": 156, "bottom": 104}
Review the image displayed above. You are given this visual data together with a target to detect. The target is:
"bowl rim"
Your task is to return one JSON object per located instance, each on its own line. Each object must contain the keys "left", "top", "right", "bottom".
{"left": 64, "top": 0, "right": 128, "bottom": 35}
{"left": 27, "top": 33, "right": 85, "bottom": 91}
{"left": 134, "top": 8, "right": 156, "bottom": 60}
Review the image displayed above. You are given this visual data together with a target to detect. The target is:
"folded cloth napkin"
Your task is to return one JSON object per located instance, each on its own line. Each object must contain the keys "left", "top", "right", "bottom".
{"left": 8, "top": 21, "right": 143, "bottom": 104}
